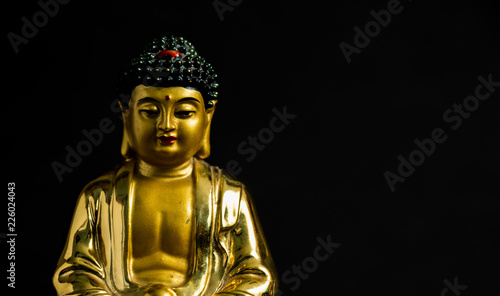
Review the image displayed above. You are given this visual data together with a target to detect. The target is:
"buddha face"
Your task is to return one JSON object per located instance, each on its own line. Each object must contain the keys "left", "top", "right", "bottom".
{"left": 122, "top": 85, "right": 215, "bottom": 167}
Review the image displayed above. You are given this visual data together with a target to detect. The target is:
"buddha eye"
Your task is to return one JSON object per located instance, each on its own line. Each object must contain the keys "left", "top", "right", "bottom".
{"left": 175, "top": 111, "right": 195, "bottom": 118}
{"left": 140, "top": 109, "right": 160, "bottom": 118}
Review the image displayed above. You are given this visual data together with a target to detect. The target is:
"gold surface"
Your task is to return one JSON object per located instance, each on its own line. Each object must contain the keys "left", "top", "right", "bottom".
{"left": 53, "top": 86, "right": 277, "bottom": 296}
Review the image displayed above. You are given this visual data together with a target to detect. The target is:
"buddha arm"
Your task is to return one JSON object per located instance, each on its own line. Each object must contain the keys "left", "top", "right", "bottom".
{"left": 214, "top": 189, "right": 278, "bottom": 296}
{"left": 53, "top": 185, "right": 112, "bottom": 296}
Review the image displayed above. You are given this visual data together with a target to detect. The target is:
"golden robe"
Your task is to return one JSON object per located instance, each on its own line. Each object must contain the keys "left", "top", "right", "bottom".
{"left": 53, "top": 158, "right": 277, "bottom": 296}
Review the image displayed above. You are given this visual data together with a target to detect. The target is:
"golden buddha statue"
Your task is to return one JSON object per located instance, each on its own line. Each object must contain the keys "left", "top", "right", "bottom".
{"left": 53, "top": 36, "right": 277, "bottom": 296}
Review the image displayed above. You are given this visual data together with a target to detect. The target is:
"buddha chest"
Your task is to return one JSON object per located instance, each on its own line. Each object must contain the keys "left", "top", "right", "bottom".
{"left": 128, "top": 172, "right": 195, "bottom": 287}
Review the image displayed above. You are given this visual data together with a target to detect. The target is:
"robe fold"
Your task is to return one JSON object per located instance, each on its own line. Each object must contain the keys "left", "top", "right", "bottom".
{"left": 53, "top": 158, "right": 277, "bottom": 296}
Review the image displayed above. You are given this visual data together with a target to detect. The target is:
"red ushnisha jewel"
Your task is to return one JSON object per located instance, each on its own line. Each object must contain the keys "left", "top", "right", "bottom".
{"left": 158, "top": 50, "right": 181, "bottom": 59}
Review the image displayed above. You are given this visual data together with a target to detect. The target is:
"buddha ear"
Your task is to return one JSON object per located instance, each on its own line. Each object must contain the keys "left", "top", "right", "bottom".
{"left": 119, "top": 101, "right": 135, "bottom": 159}
{"left": 195, "top": 101, "right": 217, "bottom": 159}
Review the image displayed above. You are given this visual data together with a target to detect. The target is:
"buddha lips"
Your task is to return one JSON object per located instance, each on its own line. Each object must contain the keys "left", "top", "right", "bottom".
{"left": 158, "top": 136, "right": 177, "bottom": 145}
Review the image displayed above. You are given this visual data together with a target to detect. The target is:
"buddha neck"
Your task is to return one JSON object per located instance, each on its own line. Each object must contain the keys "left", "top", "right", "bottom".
{"left": 136, "top": 158, "right": 194, "bottom": 178}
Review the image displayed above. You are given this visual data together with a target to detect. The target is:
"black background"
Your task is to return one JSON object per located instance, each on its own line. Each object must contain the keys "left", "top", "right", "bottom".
{"left": 2, "top": 0, "right": 500, "bottom": 295}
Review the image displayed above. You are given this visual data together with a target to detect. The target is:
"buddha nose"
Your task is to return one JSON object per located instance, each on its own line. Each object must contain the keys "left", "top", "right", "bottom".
{"left": 158, "top": 111, "right": 176, "bottom": 132}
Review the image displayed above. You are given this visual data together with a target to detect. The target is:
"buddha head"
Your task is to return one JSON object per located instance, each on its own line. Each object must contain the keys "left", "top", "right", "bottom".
{"left": 116, "top": 36, "right": 219, "bottom": 167}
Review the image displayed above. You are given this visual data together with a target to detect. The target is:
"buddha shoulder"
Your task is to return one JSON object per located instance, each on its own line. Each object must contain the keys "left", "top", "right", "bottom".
{"left": 77, "top": 162, "right": 126, "bottom": 199}
{"left": 76, "top": 159, "right": 246, "bottom": 201}
{"left": 199, "top": 159, "right": 244, "bottom": 190}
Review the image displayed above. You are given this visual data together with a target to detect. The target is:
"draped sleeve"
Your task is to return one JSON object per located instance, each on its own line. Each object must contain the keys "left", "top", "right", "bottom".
{"left": 214, "top": 183, "right": 278, "bottom": 296}
{"left": 53, "top": 176, "right": 113, "bottom": 296}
